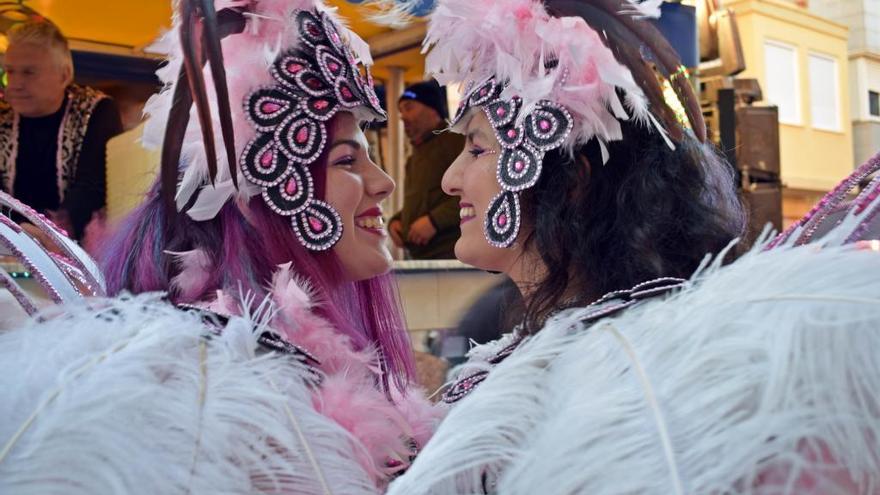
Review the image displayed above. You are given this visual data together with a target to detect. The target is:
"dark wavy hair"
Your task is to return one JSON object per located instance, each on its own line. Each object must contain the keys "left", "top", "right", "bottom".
{"left": 517, "top": 119, "right": 746, "bottom": 332}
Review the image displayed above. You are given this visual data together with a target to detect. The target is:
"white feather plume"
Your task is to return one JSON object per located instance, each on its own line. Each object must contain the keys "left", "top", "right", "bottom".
{"left": 0, "top": 294, "right": 379, "bottom": 494}
{"left": 389, "top": 231, "right": 880, "bottom": 494}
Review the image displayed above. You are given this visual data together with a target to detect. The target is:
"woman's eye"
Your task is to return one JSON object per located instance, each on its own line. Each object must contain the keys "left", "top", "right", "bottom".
{"left": 333, "top": 156, "right": 356, "bottom": 168}
{"left": 468, "top": 148, "right": 487, "bottom": 158}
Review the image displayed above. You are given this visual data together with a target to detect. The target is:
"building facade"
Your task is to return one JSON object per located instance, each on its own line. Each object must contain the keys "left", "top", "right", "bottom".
{"left": 809, "top": 0, "right": 880, "bottom": 166}
{"left": 723, "top": 0, "right": 853, "bottom": 223}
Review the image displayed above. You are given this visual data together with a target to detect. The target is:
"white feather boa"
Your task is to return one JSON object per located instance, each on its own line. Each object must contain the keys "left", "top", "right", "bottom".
{"left": 388, "top": 238, "right": 880, "bottom": 494}
{"left": 0, "top": 294, "right": 380, "bottom": 494}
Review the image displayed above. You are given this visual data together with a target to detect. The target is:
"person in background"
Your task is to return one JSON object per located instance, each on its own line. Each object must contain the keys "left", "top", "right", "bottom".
{"left": 0, "top": 19, "right": 122, "bottom": 242}
{"left": 389, "top": 80, "right": 464, "bottom": 259}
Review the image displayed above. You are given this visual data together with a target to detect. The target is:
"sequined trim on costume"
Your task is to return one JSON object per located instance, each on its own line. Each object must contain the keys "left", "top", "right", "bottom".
{"left": 440, "top": 277, "right": 687, "bottom": 404}
{"left": 176, "top": 303, "right": 323, "bottom": 378}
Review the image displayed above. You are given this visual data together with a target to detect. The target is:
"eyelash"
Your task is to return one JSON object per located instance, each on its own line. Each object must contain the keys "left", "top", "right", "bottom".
{"left": 469, "top": 147, "right": 487, "bottom": 158}
{"left": 333, "top": 156, "right": 356, "bottom": 167}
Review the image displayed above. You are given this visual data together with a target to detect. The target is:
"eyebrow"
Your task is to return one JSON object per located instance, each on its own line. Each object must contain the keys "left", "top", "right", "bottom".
{"left": 466, "top": 129, "right": 490, "bottom": 143}
{"left": 328, "top": 139, "right": 362, "bottom": 152}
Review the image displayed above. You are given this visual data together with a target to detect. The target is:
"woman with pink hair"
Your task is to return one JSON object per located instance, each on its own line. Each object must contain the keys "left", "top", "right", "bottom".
{"left": 0, "top": 1, "right": 437, "bottom": 493}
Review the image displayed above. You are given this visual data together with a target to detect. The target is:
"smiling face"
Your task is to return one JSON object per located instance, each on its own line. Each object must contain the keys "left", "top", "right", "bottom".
{"left": 442, "top": 111, "right": 527, "bottom": 272}
{"left": 325, "top": 112, "right": 395, "bottom": 281}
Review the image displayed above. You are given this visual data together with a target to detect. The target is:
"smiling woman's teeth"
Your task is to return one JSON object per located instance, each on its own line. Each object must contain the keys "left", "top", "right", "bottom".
{"left": 459, "top": 207, "right": 476, "bottom": 218}
{"left": 356, "top": 216, "right": 385, "bottom": 229}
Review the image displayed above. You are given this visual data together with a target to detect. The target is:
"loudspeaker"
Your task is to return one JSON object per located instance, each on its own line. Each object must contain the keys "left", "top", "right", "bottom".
{"left": 742, "top": 182, "right": 783, "bottom": 246}
{"left": 736, "top": 106, "right": 780, "bottom": 180}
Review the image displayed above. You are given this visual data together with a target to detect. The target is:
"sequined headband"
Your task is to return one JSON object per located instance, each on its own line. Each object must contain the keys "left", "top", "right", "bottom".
{"left": 240, "top": 8, "right": 386, "bottom": 251}
{"left": 451, "top": 77, "right": 573, "bottom": 248}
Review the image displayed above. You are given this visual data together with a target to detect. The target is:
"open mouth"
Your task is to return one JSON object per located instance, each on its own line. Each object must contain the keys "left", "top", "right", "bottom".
{"left": 459, "top": 203, "right": 476, "bottom": 224}
{"left": 355, "top": 207, "right": 386, "bottom": 235}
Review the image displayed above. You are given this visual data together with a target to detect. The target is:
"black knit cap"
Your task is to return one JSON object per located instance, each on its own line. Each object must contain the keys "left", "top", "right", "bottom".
{"left": 399, "top": 80, "right": 448, "bottom": 119}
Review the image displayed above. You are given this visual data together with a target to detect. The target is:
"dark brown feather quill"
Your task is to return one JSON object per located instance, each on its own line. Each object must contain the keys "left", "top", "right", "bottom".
{"left": 199, "top": 0, "right": 238, "bottom": 188}
{"left": 159, "top": 2, "right": 246, "bottom": 214}
{"left": 180, "top": 1, "right": 219, "bottom": 186}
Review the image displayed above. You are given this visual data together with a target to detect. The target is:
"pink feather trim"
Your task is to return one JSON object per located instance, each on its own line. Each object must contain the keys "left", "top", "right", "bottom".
{"left": 193, "top": 263, "right": 443, "bottom": 485}
{"left": 168, "top": 249, "right": 213, "bottom": 300}
{"left": 263, "top": 263, "right": 441, "bottom": 483}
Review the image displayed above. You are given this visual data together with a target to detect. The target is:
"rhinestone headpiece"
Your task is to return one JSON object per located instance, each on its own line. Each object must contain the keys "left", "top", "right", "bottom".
{"left": 240, "top": 9, "right": 386, "bottom": 251}
{"left": 452, "top": 77, "right": 573, "bottom": 248}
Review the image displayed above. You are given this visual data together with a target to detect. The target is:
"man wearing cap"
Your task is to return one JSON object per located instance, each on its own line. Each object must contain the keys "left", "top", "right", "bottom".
{"left": 388, "top": 81, "right": 464, "bottom": 259}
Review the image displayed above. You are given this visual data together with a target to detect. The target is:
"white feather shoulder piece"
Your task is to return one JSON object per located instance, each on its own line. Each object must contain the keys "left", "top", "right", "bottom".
{"left": 389, "top": 238, "right": 880, "bottom": 494}
{"left": 0, "top": 294, "right": 377, "bottom": 494}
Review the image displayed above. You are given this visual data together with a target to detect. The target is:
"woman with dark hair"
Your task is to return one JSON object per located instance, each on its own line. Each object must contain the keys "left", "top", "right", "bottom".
{"left": 386, "top": 0, "right": 880, "bottom": 493}
{"left": 511, "top": 118, "right": 744, "bottom": 330}
{"left": 0, "top": 0, "right": 437, "bottom": 493}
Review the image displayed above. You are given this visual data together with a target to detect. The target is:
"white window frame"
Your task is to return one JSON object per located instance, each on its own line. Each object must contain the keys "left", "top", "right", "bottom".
{"left": 763, "top": 39, "right": 801, "bottom": 126}
{"left": 807, "top": 51, "right": 841, "bottom": 132}
{"left": 869, "top": 89, "right": 880, "bottom": 119}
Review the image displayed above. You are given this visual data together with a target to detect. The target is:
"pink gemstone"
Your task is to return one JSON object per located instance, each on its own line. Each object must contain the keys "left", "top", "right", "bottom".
{"left": 340, "top": 86, "right": 353, "bottom": 99}
{"left": 480, "top": 88, "right": 488, "bottom": 96}
{"left": 259, "top": 150, "right": 273, "bottom": 168}
{"left": 308, "top": 216, "right": 325, "bottom": 232}
{"left": 295, "top": 126, "right": 309, "bottom": 144}
{"left": 514, "top": 160, "right": 525, "bottom": 172}
{"left": 313, "top": 99, "right": 329, "bottom": 110}
{"left": 285, "top": 178, "right": 298, "bottom": 195}
{"left": 331, "top": 33, "right": 340, "bottom": 44}
{"left": 287, "top": 63, "right": 304, "bottom": 74}
{"left": 540, "top": 120, "right": 551, "bottom": 131}
{"left": 498, "top": 214, "right": 508, "bottom": 227}
{"left": 261, "top": 102, "right": 282, "bottom": 114}
{"left": 496, "top": 107, "right": 506, "bottom": 116}
{"left": 506, "top": 129, "right": 517, "bottom": 139}
{"left": 307, "top": 78, "right": 322, "bottom": 89}
{"left": 328, "top": 62, "right": 340, "bottom": 73}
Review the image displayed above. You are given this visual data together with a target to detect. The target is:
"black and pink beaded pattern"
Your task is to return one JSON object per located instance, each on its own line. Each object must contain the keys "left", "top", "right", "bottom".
{"left": 0, "top": 190, "right": 104, "bottom": 295}
{"left": 0, "top": 213, "right": 68, "bottom": 305}
{"left": 240, "top": 9, "right": 385, "bottom": 251}
{"left": 452, "top": 77, "right": 573, "bottom": 248}
{"left": 440, "top": 277, "right": 686, "bottom": 404}
{"left": 769, "top": 151, "right": 880, "bottom": 248}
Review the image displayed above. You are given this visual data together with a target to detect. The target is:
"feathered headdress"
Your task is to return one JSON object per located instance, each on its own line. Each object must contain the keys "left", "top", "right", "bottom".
{"left": 145, "top": 0, "right": 385, "bottom": 251}
{"left": 422, "top": 0, "right": 705, "bottom": 247}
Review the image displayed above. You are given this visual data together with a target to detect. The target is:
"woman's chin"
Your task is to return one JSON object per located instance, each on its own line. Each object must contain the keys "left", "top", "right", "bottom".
{"left": 454, "top": 237, "right": 492, "bottom": 270}
{"left": 360, "top": 249, "right": 395, "bottom": 281}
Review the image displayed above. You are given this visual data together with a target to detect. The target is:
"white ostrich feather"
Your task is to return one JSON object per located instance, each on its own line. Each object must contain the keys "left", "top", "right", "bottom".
{"left": 0, "top": 294, "right": 378, "bottom": 494}
{"left": 389, "top": 230, "right": 880, "bottom": 494}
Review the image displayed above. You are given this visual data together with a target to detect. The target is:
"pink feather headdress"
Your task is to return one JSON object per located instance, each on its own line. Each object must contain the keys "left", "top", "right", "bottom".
{"left": 142, "top": 0, "right": 384, "bottom": 251}
{"left": 422, "top": 0, "right": 705, "bottom": 247}
{"left": 426, "top": 0, "right": 689, "bottom": 157}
